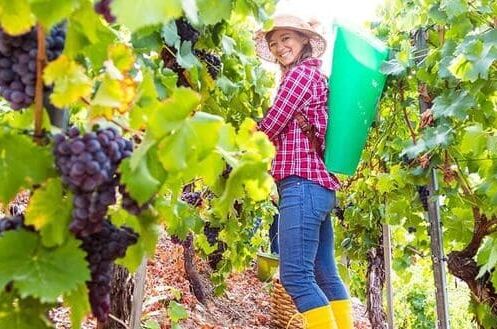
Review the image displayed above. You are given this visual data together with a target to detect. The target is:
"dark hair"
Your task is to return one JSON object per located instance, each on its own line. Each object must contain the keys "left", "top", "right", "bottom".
{"left": 266, "top": 30, "right": 312, "bottom": 72}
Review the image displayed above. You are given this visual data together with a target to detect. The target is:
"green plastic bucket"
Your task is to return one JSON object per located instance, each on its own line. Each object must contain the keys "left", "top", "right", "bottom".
{"left": 324, "top": 24, "right": 389, "bottom": 176}
{"left": 256, "top": 252, "right": 279, "bottom": 282}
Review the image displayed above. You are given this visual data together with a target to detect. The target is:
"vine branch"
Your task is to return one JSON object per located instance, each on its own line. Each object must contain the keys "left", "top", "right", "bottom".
{"left": 34, "top": 24, "right": 47, "bottom": 142}
{"left": 398, "top": 80, "right": 417, "bottom": 144}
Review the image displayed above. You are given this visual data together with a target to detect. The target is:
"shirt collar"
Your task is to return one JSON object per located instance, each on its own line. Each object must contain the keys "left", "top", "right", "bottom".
{"left": 282, "top": 58, "right": 322, "bottom": 79}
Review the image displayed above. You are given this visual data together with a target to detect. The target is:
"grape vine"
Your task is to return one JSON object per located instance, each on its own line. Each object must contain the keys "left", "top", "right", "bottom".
{"left": 0, "top": 2, "right": 277, "bottom": 328}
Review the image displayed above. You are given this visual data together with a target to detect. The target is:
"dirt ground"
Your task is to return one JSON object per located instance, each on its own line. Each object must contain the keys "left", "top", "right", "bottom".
{"left": 51, "top": 235, "right": 371, "bottom": 329}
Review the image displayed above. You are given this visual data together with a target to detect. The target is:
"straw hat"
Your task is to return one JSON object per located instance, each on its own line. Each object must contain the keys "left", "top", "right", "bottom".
{"left": 255, "top": 15, "right": 327, "bottom": 62}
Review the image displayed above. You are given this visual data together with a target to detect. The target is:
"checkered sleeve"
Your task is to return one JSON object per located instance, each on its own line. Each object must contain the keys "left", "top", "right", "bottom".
{"left": 258, "top": 66, "right": 313, "bottom": 141}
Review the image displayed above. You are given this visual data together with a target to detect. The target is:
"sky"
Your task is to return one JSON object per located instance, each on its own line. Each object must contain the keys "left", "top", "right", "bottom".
{"left": 276, "top": 0, "right": 385, "bottom": 27}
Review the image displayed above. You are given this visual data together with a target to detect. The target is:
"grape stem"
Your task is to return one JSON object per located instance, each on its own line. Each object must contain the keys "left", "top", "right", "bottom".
{"left": 34, "top": 24, "right": 47, "bottom": 142}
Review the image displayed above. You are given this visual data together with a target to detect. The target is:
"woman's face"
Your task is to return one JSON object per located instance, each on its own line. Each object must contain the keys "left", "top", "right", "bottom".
{"left": 268, "top": 29, "right": 308, "bottom": 66}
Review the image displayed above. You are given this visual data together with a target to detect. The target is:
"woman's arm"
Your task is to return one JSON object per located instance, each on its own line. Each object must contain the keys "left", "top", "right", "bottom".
{"left": 258, "top": 66, "right": 313, "bottom": 141}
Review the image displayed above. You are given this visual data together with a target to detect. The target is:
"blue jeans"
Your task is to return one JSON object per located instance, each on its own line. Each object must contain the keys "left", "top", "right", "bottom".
{"left": 277, "top": 175, "right": 349, "bottom": 312}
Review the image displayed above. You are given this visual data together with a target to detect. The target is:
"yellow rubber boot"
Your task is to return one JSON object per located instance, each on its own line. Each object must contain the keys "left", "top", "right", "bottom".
{"left": 302, "top": 304, "right": 338, "bottom": 329}
{"left": 329, "top": 299, "right": 353, "bottom": 329}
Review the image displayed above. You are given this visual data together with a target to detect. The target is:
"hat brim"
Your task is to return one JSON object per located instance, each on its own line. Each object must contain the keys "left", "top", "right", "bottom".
{"left": 255, "top": 26, "right": 327, "bottom": 62}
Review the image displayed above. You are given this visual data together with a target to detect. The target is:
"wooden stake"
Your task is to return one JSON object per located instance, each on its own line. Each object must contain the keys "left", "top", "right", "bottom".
{"left": 34, "top": 24, "right": 46, "bottom": 142}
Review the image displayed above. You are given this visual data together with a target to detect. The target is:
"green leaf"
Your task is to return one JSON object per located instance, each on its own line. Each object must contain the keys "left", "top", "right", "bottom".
{"left": 63, "top": 284, "right": 90, "bottom": 329}
{"left": 197, "top": 0, "right": 233, "bottom": 25}
{"left": 449, "top": 37, "right": 497, "bottom": 82}
{"left": 0, "top": 231, "right": 90, "bottom": 302}
{"left": 43, "top": 55, "right": 93, "bottom": 107}
{"left": 157, "top": 200, "right": 203, "bottom": 240}
{"left": 492, "top": 271, "right": 497, "bottom": 292}
{"left": 460, "top": 124, "right": 486, "bottom": 155}
{"left": 376, "top": 173, "right": 395, "bottom": 194}
{"left": 0, "top": 0, "right": 36, "bottom": 35}
{"left": 431, "top": 90, "right": 475, "bottom": 119}
{"left": 380, "top": 58, "right": 406, "bottom": 76}
{"left": 440, "top": 0, "right": 467, "bottom": 19}
{"left": 176, "top": 40, "right": 200, "bottom": 69}
{"left": 149, "top": 87, "right": 201, "bottom": 139}
{"left": 0, "top": 292, "right": 54, "bottom": 329}
{"left": 25, "top": 178, "right": 73, "bottom": 247}
{"left": 119, "top": 158, "right": 160, "bottom": 205}
{"left": 111, "top": 0, "right": 182, "bottom": 33}
{"left": 167, "top": 301, "right": 188, "bottom": 323}
{"left": 64, "top": 1, "right": 116, "bottom": 68}
{"left": 29, "top": 0, "right": 81, "bottom": 30}
{"left": 190, "top": 112, "right": 223, "bottom": 160}
{"left": 0, "top": 130, "right": 55, "bottom": 204}
{"left": 157, "top": 122, "right": 196, "bottom": 172}
{"left": 477, "top": 236, "right": 497, "bottom": 278}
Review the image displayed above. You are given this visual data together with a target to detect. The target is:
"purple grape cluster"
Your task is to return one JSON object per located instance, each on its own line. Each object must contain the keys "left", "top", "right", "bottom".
{"left": 0, "top": 215, "right": 25, "bottom": 233}
{"left": 176, "top": 18, "right": 199, "bottom": 45}
{"left": 81, "top": 220, "right": 138, "bottom": 322}
{"left": 94, "top": 0, "right": 116, "bottom": 24}
{"left": 194, "top": 49, "right": 221, "bottom": 80}
{"left": 204, "top": 223, "right": 226, "bottom": 270}
{"left": 53, "top": 126, "right": 133, "bottom": 237}
{"left": 0, "top": 25, "right": 65, "bottom": 110}
{"left": 181, "top": 191, "right": 202, "bottom": 207}
{"left": 417, "top": 185, "right": 430, "bottom": 211}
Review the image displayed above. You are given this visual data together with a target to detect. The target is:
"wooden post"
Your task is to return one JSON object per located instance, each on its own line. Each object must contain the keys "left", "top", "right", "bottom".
{"left": 413, "top": 29, "right": 451, "bottom": 329}
{"left": 382, "top": 224, "right": 394, "bottom": 329}
{"left": 129, "top": 258, "right": 147, "bottom": 329}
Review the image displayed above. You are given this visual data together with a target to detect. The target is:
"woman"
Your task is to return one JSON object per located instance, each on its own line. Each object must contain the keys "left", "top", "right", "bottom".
{"left": 255, "top": 15, "right": 353, "bottom": 329}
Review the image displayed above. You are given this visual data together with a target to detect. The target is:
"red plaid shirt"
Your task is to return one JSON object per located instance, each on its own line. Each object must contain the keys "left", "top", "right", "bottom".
{"left": 258, "top": 58, "right": 340, "bottom": 191}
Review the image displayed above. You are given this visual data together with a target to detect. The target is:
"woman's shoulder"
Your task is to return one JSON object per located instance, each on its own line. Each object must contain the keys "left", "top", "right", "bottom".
{"left": 285, "top": 58, "right": 323, "bottom": 81}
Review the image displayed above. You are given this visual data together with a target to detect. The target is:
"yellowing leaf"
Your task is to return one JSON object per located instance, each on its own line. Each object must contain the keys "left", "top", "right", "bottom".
{"left": 0, "top": 0, "right": 36, "bottom": 35}
{"left": 108, "top": 44, "right": 135, "bottom": 72}
{"left": 43, "top": 55, "right": 93, "bottom": 107}
{"left": 25, "top": 178, "right": 73, "bottom": 247}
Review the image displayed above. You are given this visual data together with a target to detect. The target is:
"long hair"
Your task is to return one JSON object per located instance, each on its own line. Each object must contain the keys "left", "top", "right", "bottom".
{"left": 266, "top": 30, "right": 313, "bottom": 73}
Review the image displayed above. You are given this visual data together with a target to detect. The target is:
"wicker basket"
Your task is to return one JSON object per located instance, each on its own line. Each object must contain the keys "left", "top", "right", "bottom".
{"left": 270, "top": 277, "right": 304, "bottom": 329}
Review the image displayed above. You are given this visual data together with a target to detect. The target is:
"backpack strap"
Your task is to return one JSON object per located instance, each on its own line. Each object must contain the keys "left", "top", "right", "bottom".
{"left": 295, "top": 112, "right": 322, "bottom": 157}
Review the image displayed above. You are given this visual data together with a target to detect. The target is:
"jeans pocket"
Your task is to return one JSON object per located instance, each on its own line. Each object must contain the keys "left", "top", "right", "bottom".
{"left": 309, "top": 184, "right": 335, "bottom": 218}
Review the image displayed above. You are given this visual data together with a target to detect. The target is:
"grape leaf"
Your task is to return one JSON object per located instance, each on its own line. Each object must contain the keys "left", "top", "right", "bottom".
{"left": 167, "top": 301, "right": 188, "bottom": 322}
{"left": 0, "top": 130, "right": 55, "bottom": 204}
{"left": 0, "top": 231, "right": 90, "bottom": 302}
{"left": 440, "top": 0, "right": 467, "bottom": 19}
{"left": 149, "top": 87, "right": 201, "bottom": 138}
{"left": 0, "top": 291, "right": 54, "bottom": 329}
{"left": 108, "top": 43, "right": 135, "bottom": 72}
{"left": 64, "top": 1, "right": 116, "bottom": 68}
{"left": 63, "top": 284, "right": 90, "bottom": 329}
{"left": 43, "top": 55, "right": 93, "bottom": 107}
{"left": 157, "top": 122, "right": 196, "bottom": 172}
{"left": 157, "top": 199, "right": 203, "bottom": 240}
{"left": 111, "top": 0, "right": 182, "bottom": 33}
{"left": 119, "top": 158, "right": 160, "bottom": 205}
{"left": 431, "top": 90, "right": 475, "bottom": 119}
{"left": 25, "top": 178, "right": 73, "bottom": 247}
{"left": 460, "top": 124, "right": 486, "bottom": 155}
{"left": 0, "top": 0, "right": 36, "bottom": 35}
{"left": 197, "top": 0, "right": 233, "bottom": 25}
{"left": 29, "top": 0, "right": 81, "bottom": 30}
